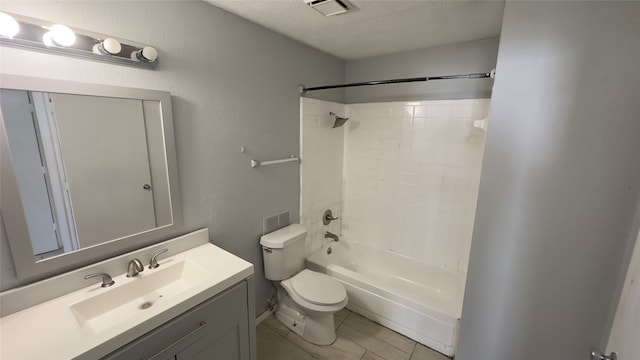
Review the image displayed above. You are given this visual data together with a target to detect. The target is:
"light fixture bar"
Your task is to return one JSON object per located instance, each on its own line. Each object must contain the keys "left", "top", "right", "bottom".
{"left": 0, "top": 12, "right": 159, "bottom": 69}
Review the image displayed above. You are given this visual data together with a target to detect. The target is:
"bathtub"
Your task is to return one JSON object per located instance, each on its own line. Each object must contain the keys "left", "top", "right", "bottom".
{"left": 306, "top": 239, "right": 465, "bottom": 357}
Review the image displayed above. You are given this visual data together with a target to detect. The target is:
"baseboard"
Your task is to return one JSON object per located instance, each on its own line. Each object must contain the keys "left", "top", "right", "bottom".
{"left": 256, "top": 308, "right": 274, "bottom": 325}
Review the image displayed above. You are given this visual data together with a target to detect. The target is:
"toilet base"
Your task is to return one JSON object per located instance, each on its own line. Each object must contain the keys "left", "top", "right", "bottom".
{"left": 275, "top": 295, "right": 337, "bottom": 345}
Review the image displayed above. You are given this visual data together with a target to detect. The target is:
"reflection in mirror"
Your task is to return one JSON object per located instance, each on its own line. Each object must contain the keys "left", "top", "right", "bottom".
{"left": 1, "top": 90, "right": 171, "bottom": 260}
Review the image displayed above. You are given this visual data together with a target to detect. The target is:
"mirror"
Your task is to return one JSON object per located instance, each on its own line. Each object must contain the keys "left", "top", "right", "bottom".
{"left": 0, "top": 74, "right": 182, "bottom": 280}
{"left": 2, "top": 90, "right": 170, "bottom": 259}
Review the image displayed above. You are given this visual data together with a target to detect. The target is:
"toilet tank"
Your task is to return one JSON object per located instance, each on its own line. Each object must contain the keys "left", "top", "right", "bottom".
{"left": 260, "top": 224, "right": 307, "bottom": 280}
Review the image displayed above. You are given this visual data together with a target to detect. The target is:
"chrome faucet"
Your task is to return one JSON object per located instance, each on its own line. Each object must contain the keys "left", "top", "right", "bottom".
{"left": 126, "top": 258, "right": 144, "bottom": 277}
{"left": 325, "top": 231, "right": 339, "bottom": 242}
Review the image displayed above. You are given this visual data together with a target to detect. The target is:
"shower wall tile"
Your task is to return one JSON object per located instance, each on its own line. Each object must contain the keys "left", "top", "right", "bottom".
{"left": 342, "top": 99, "right": 490, "bottom": 271}
{"left": 300, "top": 98, "right": 345, "bottom": 256}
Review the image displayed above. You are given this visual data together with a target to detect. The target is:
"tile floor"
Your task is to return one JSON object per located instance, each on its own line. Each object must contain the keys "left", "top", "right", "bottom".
{"left": 257, "top": 309, "right": 449, "bottom": 360}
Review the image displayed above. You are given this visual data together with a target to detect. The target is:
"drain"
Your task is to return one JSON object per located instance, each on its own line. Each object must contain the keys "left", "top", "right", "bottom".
{"left": 139, "top": 301, "right": 153, "bottom": 310}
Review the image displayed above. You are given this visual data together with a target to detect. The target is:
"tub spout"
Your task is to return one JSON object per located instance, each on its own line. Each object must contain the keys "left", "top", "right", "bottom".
{"left": 325, "top": 231, "right": 339, "bottom": 242}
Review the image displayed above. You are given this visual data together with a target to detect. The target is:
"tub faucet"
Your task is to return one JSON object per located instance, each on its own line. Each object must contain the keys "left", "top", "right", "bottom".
{"left": 325, "top": 231, "right": 339, "bottom": 242}
{"left": 126, "top": 258, "right": 144, "bottom": 277}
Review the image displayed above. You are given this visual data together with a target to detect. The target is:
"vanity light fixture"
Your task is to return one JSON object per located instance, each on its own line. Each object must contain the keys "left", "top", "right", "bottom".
{"left": 0, "top": 12, "right": 159, "bottom": 69}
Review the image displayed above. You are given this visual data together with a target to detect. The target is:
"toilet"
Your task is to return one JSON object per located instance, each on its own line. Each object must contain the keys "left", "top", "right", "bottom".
{"left": 260, "top": 224, "right": 347, "bottom": 345}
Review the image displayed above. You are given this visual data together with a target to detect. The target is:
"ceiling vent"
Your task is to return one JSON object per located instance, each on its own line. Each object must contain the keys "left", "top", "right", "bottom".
{"left": 304, "top": 0, "right": 350, "bottom": 16}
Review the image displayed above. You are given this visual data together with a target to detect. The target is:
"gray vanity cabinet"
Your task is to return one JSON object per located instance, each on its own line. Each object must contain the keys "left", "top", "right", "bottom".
{"left": 102, "top": 278, "right": 256, "bottom": 360}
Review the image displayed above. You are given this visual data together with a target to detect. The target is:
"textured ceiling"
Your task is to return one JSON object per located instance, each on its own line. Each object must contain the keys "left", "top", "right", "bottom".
{"left": 205, "top": 0, "right": 505, "bottom": 60}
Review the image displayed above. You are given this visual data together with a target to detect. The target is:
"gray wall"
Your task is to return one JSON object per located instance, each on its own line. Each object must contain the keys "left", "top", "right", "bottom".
{"left": 344, "top": 37, "right": 500, "bottom": 103}
{"left": 457, "top": 2, "right": 640, "bottom": 359}
{"left": 0, "top": 1, "right": 345, "bottom": 314}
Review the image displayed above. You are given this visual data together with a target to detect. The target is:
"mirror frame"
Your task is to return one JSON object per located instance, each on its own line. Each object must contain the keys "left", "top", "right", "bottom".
{"left": 0, "top": 74, "right": 182, "bottom": 281}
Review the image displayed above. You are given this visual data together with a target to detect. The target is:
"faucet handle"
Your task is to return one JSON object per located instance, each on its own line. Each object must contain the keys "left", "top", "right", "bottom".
{"left": 84, "top": 273, "right": 115, "bottom": 287}
{"left": 149, "top": 249, "right": 168, "bottom": 269}
{"left": 323, "top": 209, "right": 340, "bottom": 225}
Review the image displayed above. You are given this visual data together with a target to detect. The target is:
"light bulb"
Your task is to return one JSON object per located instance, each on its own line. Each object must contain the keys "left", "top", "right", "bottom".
{"left": 0, "top": 12, "right": 19, "bottom": 38}
{"left": 48, "top": 24, "right": 75, "bottom": 46}
{"left": 132, "top": 46, "right": 158, "bottom": 63}
{"left": 101, "top": 38, "right": 121, "bottom": 54}
{"left": 42, "top": 32, "right": 53, "bottom": 47}
{"left": 93, "top": 37, "right": 122, "bottom": 55}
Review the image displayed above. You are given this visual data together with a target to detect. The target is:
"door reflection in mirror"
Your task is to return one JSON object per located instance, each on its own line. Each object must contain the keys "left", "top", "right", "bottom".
{"left": 1, "top": 89, "right": 171, "bottom": 260}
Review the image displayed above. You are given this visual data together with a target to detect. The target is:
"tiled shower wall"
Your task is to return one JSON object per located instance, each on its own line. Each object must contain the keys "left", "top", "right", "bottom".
{"left": 342, "top": 99, "right": 490, "bottom": 271}
{"left": 300, "top": 98, "right": 490, "bottom": 272}
{"left": 300, "top": 98, "right": 345, "bottom": 256}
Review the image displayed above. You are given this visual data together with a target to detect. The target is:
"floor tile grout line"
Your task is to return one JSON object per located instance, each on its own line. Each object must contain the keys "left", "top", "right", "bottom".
{"left": 368, "top": 349, "right": 389, "bottom": 360}
{"left": 258, "top": 322, "right": 320, "bottom": 360}
{"left": 347, "top": 312, "right": 415, "bottom": 345}
{"left": 338, "top": 321, "right": 415, "bottom": 358}
{"left": 282, "top": 330, "right": 320, "bottom": 360}
{"left": 336, "top": 310, "right": 351, "bottom": 329}
{"left": 409, "top": 342, "right": 417, "bottom": 359}
{"left": 338, "top": 322, "right": 417, "bottom": 360}
{"left": 261, "top": 320, "right": 290, "bottom": 338}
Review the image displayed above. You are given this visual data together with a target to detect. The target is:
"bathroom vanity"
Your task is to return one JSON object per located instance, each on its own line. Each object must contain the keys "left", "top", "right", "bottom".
{"left": 104, "top": 281, "right": 252, "bottom": 360}
{"left": 0, "top": 229, "right": 256, "bottom": 360}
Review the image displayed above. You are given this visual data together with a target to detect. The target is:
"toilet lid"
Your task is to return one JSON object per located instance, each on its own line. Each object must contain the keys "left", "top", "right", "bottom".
{"left": 291, "top": 270, "right": 346, "bottom": 305}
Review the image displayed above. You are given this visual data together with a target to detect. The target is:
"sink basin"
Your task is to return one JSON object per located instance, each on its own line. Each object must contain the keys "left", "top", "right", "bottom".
{"left": 70, "top": 260, "right": 209, "bottom": 333}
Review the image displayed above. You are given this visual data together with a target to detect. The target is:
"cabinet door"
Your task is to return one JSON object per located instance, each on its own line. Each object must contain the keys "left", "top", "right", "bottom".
{"left": 175, "top": 311, "right": 250, "bottom": 360}
{"left": 103, "top": 281, "right": 248, "bottom": 360}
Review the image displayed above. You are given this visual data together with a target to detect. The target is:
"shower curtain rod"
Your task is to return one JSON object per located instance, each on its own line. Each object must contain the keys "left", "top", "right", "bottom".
{"left": 299, "top": 69, "right": 495, "bottom": 93}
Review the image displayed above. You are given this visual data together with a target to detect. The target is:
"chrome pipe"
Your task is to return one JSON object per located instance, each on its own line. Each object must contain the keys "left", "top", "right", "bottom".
{"left": 299, "top": 71, "right": 494, "bottom": 93}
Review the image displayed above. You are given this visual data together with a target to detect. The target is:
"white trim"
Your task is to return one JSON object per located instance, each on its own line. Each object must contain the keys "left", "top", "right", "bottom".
{"left": 32, "top": 92, "right": 79, "bottom": 253}
{"left": 256, "top": 308, "right": 275, "bottom": 325}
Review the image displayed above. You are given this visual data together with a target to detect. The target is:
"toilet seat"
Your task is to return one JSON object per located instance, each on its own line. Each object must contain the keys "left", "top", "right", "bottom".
{"left": 290, "top": 270, "right": 347, "bottom": 305}
{"left": 280, "top": 270, "right": 348, "bottom": 313}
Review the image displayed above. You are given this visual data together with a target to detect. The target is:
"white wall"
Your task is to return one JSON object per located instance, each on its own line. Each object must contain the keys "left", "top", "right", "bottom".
{"left": 300, "top": 98, "right": 490, "bottom": 272}
{"left": 342, "top": 99, "right": 490, "bottom": 271}
{"left": 457, "top": 2, "right": 640, "bottom": 359}
{"left": 0, "top": 1, "right": 345, "bottom": 315}
{"left": 300, "top": 98, "right": 345, "bottom": 255}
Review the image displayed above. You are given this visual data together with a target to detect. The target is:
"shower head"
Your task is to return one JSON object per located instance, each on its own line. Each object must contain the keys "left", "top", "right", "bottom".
{"left": 330, "top": 112, "right": 349, "bottom": 128}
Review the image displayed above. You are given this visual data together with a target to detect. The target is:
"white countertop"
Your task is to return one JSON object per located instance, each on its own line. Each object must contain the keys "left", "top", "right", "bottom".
{"left": 0, "top": 232, "right": 253, "bottom": 360}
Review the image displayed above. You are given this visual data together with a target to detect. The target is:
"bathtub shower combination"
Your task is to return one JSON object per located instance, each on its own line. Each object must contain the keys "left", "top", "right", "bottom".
{"left": 300, "top": 97, "right": 490, "bottom": 356}
{"left": 307, "top": 240, "right": 465, "bottom": 356}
